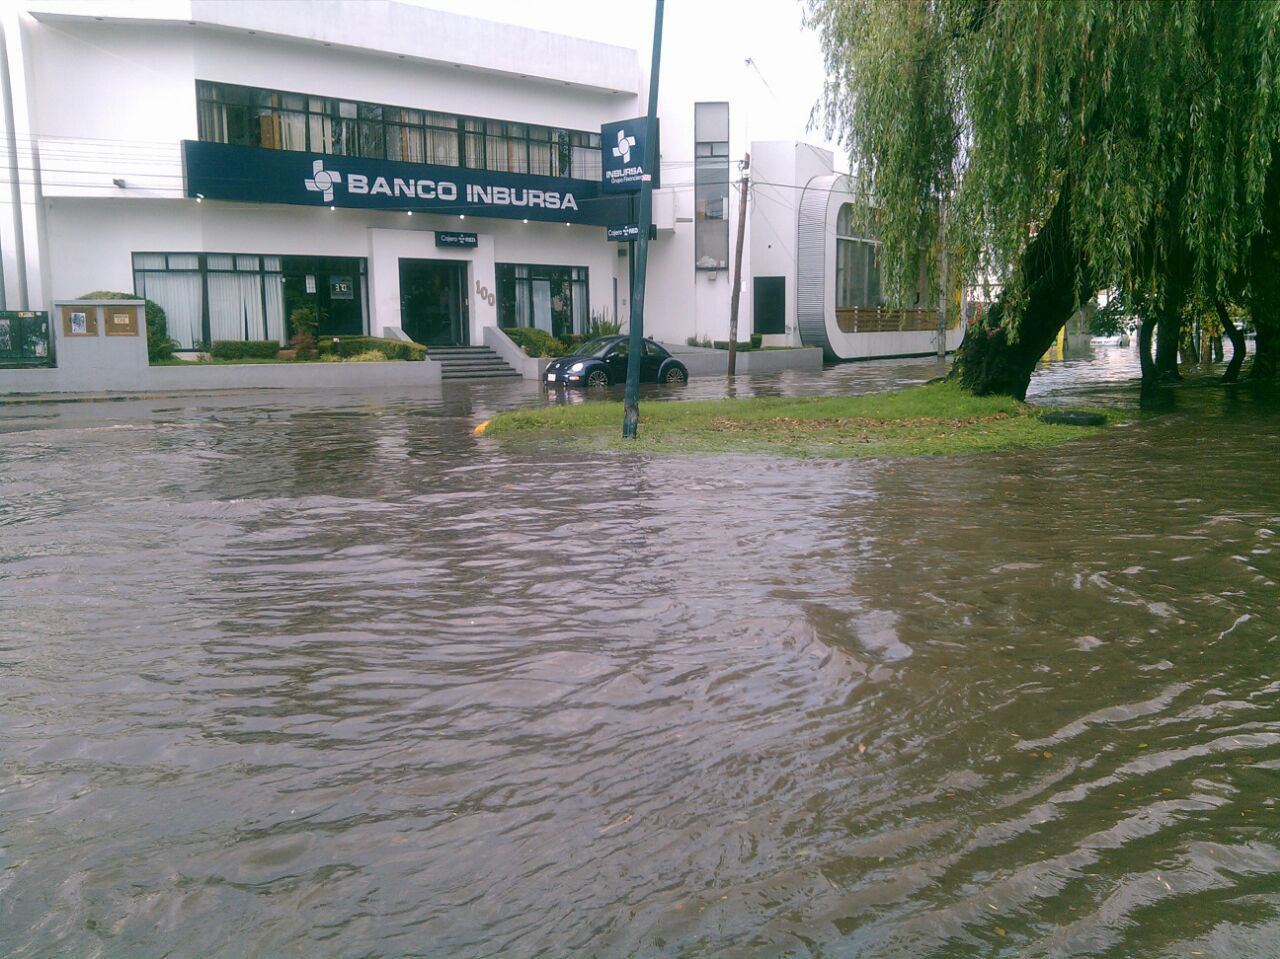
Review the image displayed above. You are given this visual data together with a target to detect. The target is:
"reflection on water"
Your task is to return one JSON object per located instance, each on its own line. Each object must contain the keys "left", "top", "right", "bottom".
{"left": 1, "top": 346, "right": 1278, "bottom": 957}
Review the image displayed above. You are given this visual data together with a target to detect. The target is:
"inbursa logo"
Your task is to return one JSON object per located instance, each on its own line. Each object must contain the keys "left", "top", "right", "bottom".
{"left": 612, "top": 129, "right": 636, "bottom": 165}
{"left": 304, "top": 159, "right": 341, "bottom": 202}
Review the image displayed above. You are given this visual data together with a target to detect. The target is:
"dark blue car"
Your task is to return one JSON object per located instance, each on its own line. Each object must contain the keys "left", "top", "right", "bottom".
{"left": 543, "top": 335, "right": 688, "bottom": 388}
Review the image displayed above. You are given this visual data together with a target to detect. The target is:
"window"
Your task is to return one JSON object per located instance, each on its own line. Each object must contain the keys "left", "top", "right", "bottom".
{"left": 694, "top": 102, "right": 730, "bottom": 270}
{"left": 496, "top": 264, "right": 589, "bottom": 340}
{"left": 835, "top": 203, "right": 882, "bottom": 309}
{"left": 196, "top": 81, "right": 601, "bottom": 181}
{"left": 132, "top": 253, "right": 367, "bottom": 348}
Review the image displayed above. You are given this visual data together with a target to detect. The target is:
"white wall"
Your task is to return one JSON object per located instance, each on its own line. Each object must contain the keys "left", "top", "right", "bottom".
{"left": 43, "top": 198, "right": 622, "bottom": 341}
{"left": 9, "top": 1, "right": 826, "bottom": 349}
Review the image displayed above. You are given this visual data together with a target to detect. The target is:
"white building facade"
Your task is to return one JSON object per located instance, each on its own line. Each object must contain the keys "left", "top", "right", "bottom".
{"left": 0, "top": 0, "right": 960, "bottom": 366}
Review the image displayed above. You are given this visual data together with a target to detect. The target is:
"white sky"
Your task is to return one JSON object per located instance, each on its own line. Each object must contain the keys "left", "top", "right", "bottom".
{"left": 402, "top": 0, "right": 848, "bottom": 171}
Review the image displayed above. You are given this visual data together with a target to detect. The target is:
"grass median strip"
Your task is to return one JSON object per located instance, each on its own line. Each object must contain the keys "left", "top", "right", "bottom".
{"left": 478, "top": 381, "right": 1113, "bottom": 458}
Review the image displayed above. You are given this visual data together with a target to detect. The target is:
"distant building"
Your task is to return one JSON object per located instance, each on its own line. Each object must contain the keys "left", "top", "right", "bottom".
{"left": 0, "top": 1, "right": 961, "bottom": 362}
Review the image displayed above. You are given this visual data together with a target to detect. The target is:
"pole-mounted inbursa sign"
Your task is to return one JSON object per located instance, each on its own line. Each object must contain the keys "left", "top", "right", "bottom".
{"left": 600, "top": 117, "right": 660, "bottom": 195}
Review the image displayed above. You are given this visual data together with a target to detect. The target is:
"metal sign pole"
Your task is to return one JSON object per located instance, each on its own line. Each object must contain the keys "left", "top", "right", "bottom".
{"left": 622, "top": 0, "right": 664, "bottom": 439}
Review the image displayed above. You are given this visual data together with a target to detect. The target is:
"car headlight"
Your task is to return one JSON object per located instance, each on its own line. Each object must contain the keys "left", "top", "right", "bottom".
{"left": 570, "top": 361, "right": 585, "bottom": 373}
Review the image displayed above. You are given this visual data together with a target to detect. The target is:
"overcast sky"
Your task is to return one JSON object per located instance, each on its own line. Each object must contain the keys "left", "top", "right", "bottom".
{"left": 405, "top": 0, "right": 848, "bottom": 170}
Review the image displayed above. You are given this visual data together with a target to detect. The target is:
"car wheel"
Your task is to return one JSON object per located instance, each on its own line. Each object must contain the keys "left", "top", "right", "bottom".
{"left": 587, "top": 369, "right": 610, "bottom": 388}
{"left": 663, "top": 367, "right": 687, "bottom": 385}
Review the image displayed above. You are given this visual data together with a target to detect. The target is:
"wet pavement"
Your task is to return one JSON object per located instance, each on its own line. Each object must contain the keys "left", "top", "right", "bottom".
{"left": 1, "top": 345, "right": 1278, "bottom": 957}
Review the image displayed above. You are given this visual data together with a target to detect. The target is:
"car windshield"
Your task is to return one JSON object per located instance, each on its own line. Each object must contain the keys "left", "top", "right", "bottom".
{"left": 575, "top": 337, "right": 621, "bottom": 357}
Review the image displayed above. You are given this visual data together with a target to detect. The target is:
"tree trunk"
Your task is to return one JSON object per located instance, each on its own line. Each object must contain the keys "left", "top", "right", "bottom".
{"left": 1217, "top": 301, "right": 1247, "bottom": 383}
{"left": 1247, "top": 151, "right": 1280, "bottom": 380}
{"left": 1138, "top": 318, "right": 1157, "bottom": 383}
{"left": 952, "top": 187, "right": 1086, "bottom": 399}
{"left": 1212, "top": 334, "right": 1224, "bottom": 363}
{"left": 1155, "top": 310, "right": 1183, "bottom": 380}
{"left": 1254, "top": 324, "right": 1280, "bottom": 379}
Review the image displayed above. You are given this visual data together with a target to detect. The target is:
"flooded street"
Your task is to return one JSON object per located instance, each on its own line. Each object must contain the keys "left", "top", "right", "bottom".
{"left": 2, "top": 347, "right": 1278, "bottom": 958}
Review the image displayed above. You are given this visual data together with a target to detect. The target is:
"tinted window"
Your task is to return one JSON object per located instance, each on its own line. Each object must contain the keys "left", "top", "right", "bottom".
{"left": 643, "top": 340, "right": 667, "bottom": 358}
{"left": 578, "top": 337, "right": 620, "bottom": 356}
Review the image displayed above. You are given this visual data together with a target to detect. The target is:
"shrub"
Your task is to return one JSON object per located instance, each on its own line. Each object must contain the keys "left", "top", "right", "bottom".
{"left": 686, "top": 334, "right": 714, "bottom": 349}
{"left": 713, "top": 340, "right": 755, "bottom": 352}
{"left": 504, "top": 327, "right": 566, "bottom": 357}
{"left": 317, "top": 336, "right": 427, "bottom": 361}
{"left": 750, "top": 333, "right": 763, "bottom": 349}
{"left": 585, "top": 313, "right": 621, "bottom": 338}
{"left": 288, "top": 306, "right": 319, "bottom": 341}
{"left": 210, "top": 340, "right": 281, "bottom": 360}
{"left": 347, "top": 350, "right": 389, "bottom": 362}
{"left": 289, "top": 332, "right": 317, "bottom": 360}
{"left": 79, "top": 290, "right": 176, "bottom": 362}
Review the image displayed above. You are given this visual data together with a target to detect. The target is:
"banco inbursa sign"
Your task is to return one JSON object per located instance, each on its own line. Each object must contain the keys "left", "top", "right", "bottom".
{"left": 182, "top": 141, "right": 628, "bottom": 226}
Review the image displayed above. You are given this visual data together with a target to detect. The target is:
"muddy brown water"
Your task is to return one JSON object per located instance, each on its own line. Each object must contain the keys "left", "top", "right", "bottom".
{"left": 1, "top": 346, "right": 1278, "bottom": 958}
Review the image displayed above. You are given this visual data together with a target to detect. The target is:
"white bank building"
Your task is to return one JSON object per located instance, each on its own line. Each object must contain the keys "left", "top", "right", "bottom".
{"left": 0, "top": 0, "right": 961, "bottom": 367}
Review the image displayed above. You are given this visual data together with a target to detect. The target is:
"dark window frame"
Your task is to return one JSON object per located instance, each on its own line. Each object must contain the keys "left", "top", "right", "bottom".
{"left": 494, "top": 262, "right": 589, "bottom": 339}
{"left": 196, "top": 80, "right": 603, "bottom": 181}
{"left": 133, "top": 251, "right": 368, "bottom": 347}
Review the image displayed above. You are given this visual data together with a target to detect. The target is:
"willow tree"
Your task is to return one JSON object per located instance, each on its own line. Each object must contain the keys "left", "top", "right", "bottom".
{"left": 807, "top": 0, "right": 1280, "bottom": 397}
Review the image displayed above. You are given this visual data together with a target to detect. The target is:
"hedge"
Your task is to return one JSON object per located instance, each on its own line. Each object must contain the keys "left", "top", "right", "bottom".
{"left": 713, "top": 340, "right": 756, "bottom": 352}
{"left": 317, "top": 336, "right": 427, "bottom": 361}
{"left": 504, "top": 327, "right": 566, "bottom": 357}
{"left": 210, "top": 340, "right": 281, "bottom": 360}
{"left": 79, "top": 290, "right": 176, "bottom": 362}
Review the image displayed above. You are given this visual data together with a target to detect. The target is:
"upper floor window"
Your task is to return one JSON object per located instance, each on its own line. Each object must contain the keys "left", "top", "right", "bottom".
{"left": 694, "top": 101, "right": 730, "bottom": 270}
{"left": 195, "top": 81, "right": 602, "bottom": 181}
{"left": 835, "top": 203, "right": 882, "bottom": 309}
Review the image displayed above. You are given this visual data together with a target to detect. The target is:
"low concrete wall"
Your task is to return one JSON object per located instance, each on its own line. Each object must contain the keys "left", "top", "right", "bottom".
{"left": 484, "top": 326, "right": 550, "bottom": 380}
{"left": 1, "top": 300, "right": 444, "bottom": 395}
{"left": 0, "top": 359, "right": 443, "bottom": 395}
{"left": 663, "top": 345, "right": 825, "bottom": 376}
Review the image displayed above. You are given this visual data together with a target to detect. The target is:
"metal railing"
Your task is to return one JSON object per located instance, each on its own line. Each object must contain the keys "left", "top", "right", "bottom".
{"left": 835, "top": 307, "right": 960, "bottom": 334}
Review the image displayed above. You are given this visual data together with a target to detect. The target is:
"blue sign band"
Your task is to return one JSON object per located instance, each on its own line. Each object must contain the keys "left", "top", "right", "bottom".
{"left": 182, "top": 141, "right": 629, "bottom": 226}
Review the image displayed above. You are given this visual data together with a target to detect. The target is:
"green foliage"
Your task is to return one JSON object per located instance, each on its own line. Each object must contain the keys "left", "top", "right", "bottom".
{"left": 750, "top": 333, "right": 764, "bottom": 349}
{"left": 317, "top": 336, "right": 427, "bottom": 361}
{"left": 288, "top": 306, "right": 319, "bottom": 340}
{"left": 484, "top": 381, "right": 1111, "bottom": 458}
{"left": 210, "top": 340, "right": 281, "bottom": 360}
{"left": 713, "top": 340, "right": 756, "bottom": 352}
{"left": 686, "top": 334, "right": 714, "bottom": 349}
{"left": 1092, "top": 288, "right": 1156, "bottom": 336}
{"left": 79, "top": 290, "right": 176, "bottom": 362}
{"left": 585, "top": 312, "right": 621, "bottom": 338}
{"left": 807, "top": 0, "right": 1280, "bottom": 323}
{"left": 504, "top": 327, "right": 567, "bottom": 357}
{"left": 289, "top": 333, "right": 318, "bottom": 359}
{"left": 346, "top": 350, "right": 389, "bottom": 362}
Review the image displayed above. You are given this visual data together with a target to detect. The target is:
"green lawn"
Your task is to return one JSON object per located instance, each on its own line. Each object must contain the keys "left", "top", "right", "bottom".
{"left": 479, "top": 381, "right": 1113, "bottom": 458}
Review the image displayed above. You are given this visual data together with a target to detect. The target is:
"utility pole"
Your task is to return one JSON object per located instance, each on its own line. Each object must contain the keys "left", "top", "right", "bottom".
{"left": 622, "top": 0, "right": 664, "bottom": 439}
{"left": 726, "top": 153, "right": 750, "bottom": 378}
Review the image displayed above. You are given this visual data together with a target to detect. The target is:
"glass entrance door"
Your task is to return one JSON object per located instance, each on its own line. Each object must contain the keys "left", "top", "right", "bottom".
{"left": 399, "top": 259, "right": 468, "bottom": 346}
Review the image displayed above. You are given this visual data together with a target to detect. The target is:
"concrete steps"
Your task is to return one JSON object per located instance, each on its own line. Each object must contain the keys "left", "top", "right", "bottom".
{"left": 429, "top": 345, "right": 521, "bottom": 380}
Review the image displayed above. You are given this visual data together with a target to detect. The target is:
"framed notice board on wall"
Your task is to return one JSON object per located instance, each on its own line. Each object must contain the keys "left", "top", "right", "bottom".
{"left": 104, "top": 305, "right": 140, "bottom": 336}
{"left": 61, "top": 305, "right": 98, "bottom": 337}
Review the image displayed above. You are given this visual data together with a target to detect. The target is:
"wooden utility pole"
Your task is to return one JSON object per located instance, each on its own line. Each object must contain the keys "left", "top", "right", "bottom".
{"left": 622, "top": 0, "right": 664, "bottom": 439}
{"left": 727, "top": 153, "right": 750, "bottom": 378}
